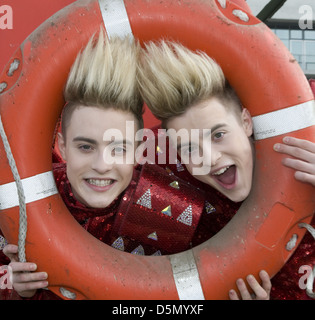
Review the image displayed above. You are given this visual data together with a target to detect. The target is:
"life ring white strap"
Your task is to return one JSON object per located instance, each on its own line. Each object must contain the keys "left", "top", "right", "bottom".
{"left": 170, "top": 250, "right": 205, "bottom": 300}
{"left": 252, "top": 100, "right": 315, "bottom": 140}
{"left": 0, "top": 171, "right": 58, "bottom": 210}
{"left": 98, "top": 0, "right": 133, "bottom": 39}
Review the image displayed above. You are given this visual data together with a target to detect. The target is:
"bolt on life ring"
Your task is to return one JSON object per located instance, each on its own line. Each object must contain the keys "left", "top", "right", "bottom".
{"left": 0, "top": 0, "right": 314, "bottom": 300}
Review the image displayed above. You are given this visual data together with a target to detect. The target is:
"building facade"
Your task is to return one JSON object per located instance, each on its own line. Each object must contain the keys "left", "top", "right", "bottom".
{"left": 246, "top": 0, "right": 315, "bottom": 78}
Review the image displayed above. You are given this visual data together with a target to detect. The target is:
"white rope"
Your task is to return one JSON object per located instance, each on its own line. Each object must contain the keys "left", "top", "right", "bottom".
{"left": 299, "top": 222, "right": 315, "bottom": 240}
{"left": 217, "top": 0, "right": 226, "bottom": 9}
{"left": 285, "top": 233, "right": 298, "bottom": 251}
{"left": 0, "top": 82, "right": 7, "bottom": 94}
{"left": 0, "top": 115, "right": 27, "bottom": 263}
{"left": 7, "top": 59, "right": 20, "bottom": 77}
{"left": 232, "top": 9, "right": 249, "bottom": 22}
{"left": 286, "top": 223, "right": 315, "bottom": 251}
{"left": 59, "top": 287, "right": 77, "bottom": 300}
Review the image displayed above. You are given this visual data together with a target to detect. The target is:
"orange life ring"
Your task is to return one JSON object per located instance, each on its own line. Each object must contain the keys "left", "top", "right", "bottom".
{"left": 0, "top": 0, "right": 314, "bottom": 300}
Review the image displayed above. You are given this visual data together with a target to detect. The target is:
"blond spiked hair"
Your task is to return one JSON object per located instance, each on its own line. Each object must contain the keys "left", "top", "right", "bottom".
{"left": 137, "top": 40, "right": 241, "bottom": 124}
{"left": 62, "top": 30, "right": 143, "bottom": 137}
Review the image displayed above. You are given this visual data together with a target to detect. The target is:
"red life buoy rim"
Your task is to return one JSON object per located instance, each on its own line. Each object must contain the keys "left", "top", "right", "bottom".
{"left": 0, "top": 0, "right": 314, "bottom": 300}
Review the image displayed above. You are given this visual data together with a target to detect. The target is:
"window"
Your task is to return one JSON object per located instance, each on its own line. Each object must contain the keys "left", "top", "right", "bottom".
{"left": 305, "top": 30, "right": 315, "bottom": 40}
{"left": 271, "top": 28, "right": 315, "bottom": 74}
{"left": 274, "top": 29, "right": 289, "bottom": 40}
{"left": 290, "top": 40, "right": 303, "bottom": 67}
{"left": 290, "top": 30, "right": 302, "bottom": 39}
{"left": 305, "top": 41, "right": 315, "bottom": 71}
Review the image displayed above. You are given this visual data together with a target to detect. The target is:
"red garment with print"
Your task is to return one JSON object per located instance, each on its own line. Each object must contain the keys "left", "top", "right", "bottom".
{"left": 1, "top": 77, "right": 314, "bottom": 299}
{"left": 0, "top": 158, "right": 237, "bottom": 300}
{"left": 52, "top": 161, "right": 236, "bottom": 255}
{"left": 149, "top": 125, "right": 315, "bottom": 300}
{"left": 0, "top": 140, "right": 314, "bottom": 300}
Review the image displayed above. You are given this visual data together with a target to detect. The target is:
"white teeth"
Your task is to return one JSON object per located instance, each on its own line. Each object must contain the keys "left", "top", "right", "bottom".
{"left": 213, "top": 166, "right": 230, "bottom": 176}
{"left": 87, "top": 179, "right": 113, "bottom": 187}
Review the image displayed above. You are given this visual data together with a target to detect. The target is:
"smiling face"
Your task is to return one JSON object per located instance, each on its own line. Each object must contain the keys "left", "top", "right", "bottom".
{"left": 167, "top": 97, "right": 254, "bottom": 202}
{"left": 58, "top": 105, "right": 138, "bottom": 208}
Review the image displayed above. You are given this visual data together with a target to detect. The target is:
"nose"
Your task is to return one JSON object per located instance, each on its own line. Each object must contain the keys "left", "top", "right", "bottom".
{"left": 191, "top": 144, "right": 212, "bottom": 176}
{"left": 91, "top": 149, "right": 113, "bottom": 174}
{"left": 211, "top": 148, "right": 222, "bottom": 167}
{"left": 201, "top": 142, "right": 221, "bottom": 167}
{"left": 201, "top": 144, "right": 212, "bottom": 167}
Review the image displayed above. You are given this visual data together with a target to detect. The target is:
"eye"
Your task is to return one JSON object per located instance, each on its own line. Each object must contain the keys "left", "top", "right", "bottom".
{"left": 112, "top": 145, "right": 126, "bottom": 155}
{"left": 182, "top": 145, "right": 196, "bottom": 154}
{"left": 78, "top": 144, "right": 93, "bottom": 152}
{"left": 213, "top": 131, "right": 225, "bottom": 141}
{"left": 180, "top": 145, "right": 199, "bottom": 162}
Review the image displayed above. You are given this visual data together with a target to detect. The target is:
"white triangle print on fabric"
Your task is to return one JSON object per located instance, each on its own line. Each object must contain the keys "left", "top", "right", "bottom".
{"left": 205, "top": 200, "right": 216, "bottom": 214}
{"left": 0, "top": 235, "right": 8, "bottom": 250}
{"left": 111, "top": 236, "right": 125, "bottom": 251}
{"left": 136, "top": 189, "right": 152, "bottom": 209}
{"left": 147, "top": 231, "right": 158, "bottom": 241}
{"left": 152, "top": 250, "right": 162, "bottom": 256}
{"left": 161, "top": 205, "right": 172, "bottom": 216}
{"left": 176, "top": 159, "right": 185, "bottom": 172}
{"left": 131, "top": 245, "right": 145, "bottom": 255}
{"left": 177, "top": 205, "right": 193, "bottom": 226}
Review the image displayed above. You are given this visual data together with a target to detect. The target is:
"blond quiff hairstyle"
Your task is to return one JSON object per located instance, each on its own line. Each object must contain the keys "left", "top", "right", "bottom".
{"left": 62, "top": 30, "right": 143, "bottom": 136}
{"left": 137, "top": 41, "right": 241, "bottom": 124}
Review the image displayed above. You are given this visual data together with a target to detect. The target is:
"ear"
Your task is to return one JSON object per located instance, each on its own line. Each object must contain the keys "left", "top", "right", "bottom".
{"left": 57, "top": 132, "right": 67, "bottom": 161}
{"left": 241, "top": 108, "right": 253, "bottom": 137}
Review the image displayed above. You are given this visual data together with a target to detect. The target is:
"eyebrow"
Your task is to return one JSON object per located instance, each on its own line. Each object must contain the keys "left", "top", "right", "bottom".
{"left": 211, "top": 123, "right": 227, "bottom": 133}
{"left": 73, "top": 137, "right": 97, "bottom": 144}
{"left": 176, "top": 124, "right": 226, "bottom": 150}
{"left": 73, "top": 137, "right": 134, "bottom": 146}
{"left": 109, "top": 139, "right": 133, "bottom": 146}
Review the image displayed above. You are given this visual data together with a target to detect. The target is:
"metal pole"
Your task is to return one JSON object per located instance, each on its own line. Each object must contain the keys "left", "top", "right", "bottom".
{"left": 256, "top": 0, "right": 287, "bottom": 22}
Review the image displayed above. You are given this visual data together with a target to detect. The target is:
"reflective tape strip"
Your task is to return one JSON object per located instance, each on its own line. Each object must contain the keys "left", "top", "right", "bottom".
{"left": 170, "top": 250, "right": 205, "bottom": 300}
{"left": 0, "top": 171, "right": 58, "bottom": 210}
{"left": 252, "top": 100, "right": 315, "bottom": 140}
{"left": 98, "top": 0, "right": 133, "bottom": 39}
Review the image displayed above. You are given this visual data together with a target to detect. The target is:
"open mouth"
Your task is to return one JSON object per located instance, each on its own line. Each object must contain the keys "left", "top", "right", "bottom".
{"left": 85, "top": 178, "right": 115, "bottom": 190}
{"left": 86, "top": 179, "right": 113, "bottom": 186}
{"left": 211, "top": 165, "right": 236, "bottom": 189}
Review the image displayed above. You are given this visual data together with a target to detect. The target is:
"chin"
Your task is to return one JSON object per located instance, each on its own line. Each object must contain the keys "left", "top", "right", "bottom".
{"left": 225, "top": 190, "right": 249, "bottom": 203}
{"left": 96, "top": 202, "right": 112, "bottom": 209}
{"left": 85, "top": 199, "right": 112, "bottom": 209}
